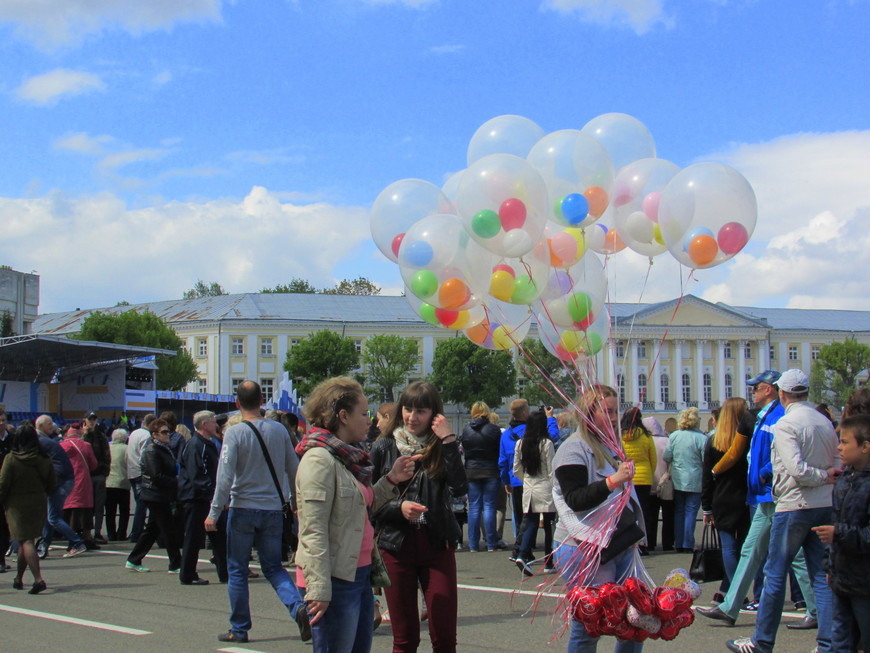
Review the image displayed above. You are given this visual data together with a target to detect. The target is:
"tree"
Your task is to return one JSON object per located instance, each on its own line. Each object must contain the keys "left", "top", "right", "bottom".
{"left": 283, "top": 329, "right": 360, "bottom": 397}
{"left": 321, "top": 276, "right": 381, "bottom": 296}
{"left": 75, "top": 310, "right": 199, "bottom": 391}
{"left": 261, "top": 278, "right": 317, "bottom": 294}
{"left": 362, "top": 335, "right": 420, "bottom": 402}
{"left": 183, "top": 280, "right": 227, "bottom": 299}
{"left": 429, "top": 337, "right": 516, "bottom": 411}
{"left": 810, "top": 339, "right": 870, "bottom": 407}
{"left": 517, "top": 339, "right": 579, "bottom": 407}
{"left": 0, "top": 310, "right": 14, "bottom": 337}
{"left": 114, "top": 300, "right": 131, "bottom": 307}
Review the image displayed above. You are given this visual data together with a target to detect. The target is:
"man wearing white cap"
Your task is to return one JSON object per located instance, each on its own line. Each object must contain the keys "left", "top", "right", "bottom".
{"left": 727, "top": 369, "right": 841, "bottom": 653}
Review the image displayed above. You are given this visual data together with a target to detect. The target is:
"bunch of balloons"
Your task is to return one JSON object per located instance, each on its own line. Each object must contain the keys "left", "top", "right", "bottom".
{"left": 566, "top": 568, "right": 700, "bottom": 642}
{"left": 370, "top": 113, "right": 757, "bottom": 354}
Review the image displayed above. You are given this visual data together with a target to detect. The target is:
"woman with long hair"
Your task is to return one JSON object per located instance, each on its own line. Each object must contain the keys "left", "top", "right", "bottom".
{"left": 620, "top": 407, "right": 657, "bottom": 556}
{"left": 295, "top": 377, "right": 416, "bottom": 652}
{"left": 702, "top": 397, "right": 750, "bottom": 598}
{"left": 370, "top": 381, "right": 468, "bottom": 653}
{"left": 513, "top": 409, "right": 557, "bottom": 575}
{"left": 460, "top": 400, "right": 502, "bottom": 552}
{"left": 0, "top": 424, "right": 56, "bottom": 593}
{"left": 553, "top": 384, "right": 645, "bottom": 653}
{"left": 664, "top": 407, "right": 708, "bottom": 552}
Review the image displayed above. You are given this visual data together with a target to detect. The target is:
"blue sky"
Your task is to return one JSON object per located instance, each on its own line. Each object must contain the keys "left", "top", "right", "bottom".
{"left": 1, "top": 0, "right": 868, "bottom": 313}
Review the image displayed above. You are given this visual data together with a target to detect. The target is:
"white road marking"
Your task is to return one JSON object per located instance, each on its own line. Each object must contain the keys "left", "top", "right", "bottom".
{"left": 458, "top": 583, "right": 562, "bottom": 598}
{"left": 0, "top": 604, "right": 151, "bottom": 635}
{"left": 218, "top": 648, "right": 269, "bottom": 653}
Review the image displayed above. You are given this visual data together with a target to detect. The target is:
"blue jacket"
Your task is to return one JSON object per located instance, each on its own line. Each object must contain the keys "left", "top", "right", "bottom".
{"left": 746, "top": 399, "right": 785, "bottom": 506}
{"left": 38, "top": 434, "right": 74, "bottom": 487}
{"left": 498, "top": 418, "right": 559, "bottom": 487}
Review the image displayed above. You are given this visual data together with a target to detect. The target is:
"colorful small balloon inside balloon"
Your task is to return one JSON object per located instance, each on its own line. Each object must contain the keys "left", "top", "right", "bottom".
{"left": 411, "top": 270, "right": 438, "bottom": 298}
{"left": 584, "top": 186, "right": 609, "bottom": 217}
{"left": 717, "top": 221, "right": 749, "bottom": 255}
{"left": 435, "top": 308, "right": 458, "bottom": 327}
{"left": 510, "top": 275, "right": 537, "bottom": 304}
{"left": 492, "top": 325, "right": 514, "bottom": 350}
{"left": 490, "top": 270, "right": 516, "bottom": 302}
{"left": 688, "top": 234, "right": 718, "bottom": 266}
{"left": 419, "top": 302, "right": 439, "bottom": 326}
{"left": 391, "top": 233, "right": 405, "bottom": 258}
{"left": 438, "top": 278, "right": 471, "bottom": 309}
{"left": 498, "top": 198, "right": 527, "bottom": 231}
{"left": 472, "top": 209, "right": 501, "bottom": 239}
{"left": 561, "top": 193, "right": 589, "bottom": 225}
{"left": 466, "top": 320, "right": 490, "bottom": 344}
{"left": 404, "top": 240, "right": 434, "bottom": 267}
{"left": 568, "top": 292, "right": 593, "bottom": 323}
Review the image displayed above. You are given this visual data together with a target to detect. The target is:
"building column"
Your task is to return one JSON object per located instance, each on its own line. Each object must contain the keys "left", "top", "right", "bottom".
{"left": 736, "top": 340, "right": 747, "bottom": 398}
{"left": 801, "top": 342, "right": 812, "bottom": 371}
{"left": 653, "top": 340, "right": 663, "bottom": 409}
{"left": 595, "top": 347, "right": 605, "bottom": 382}
{"left": 629, "top": 340, "right": 639, "bottom": 405}
{"left": 605, "top": 340, "right": 616, "bottom": 389}
{"left": 695, "top": 339, "right": 706, "bottom": 407}
{"left": 779, "top": 342, "right": 788, "bottom": 368}
{"left": 716, "top": 340, "right": 726, "bottom": 403}
{"left": 218, "top": 329, "right": 230, "bottom": 395}
{"left": 759, "top": 338, "right": 770, "bottom": 371}
{"left": 674, "top": 339, "right": 684, "bottom": 408}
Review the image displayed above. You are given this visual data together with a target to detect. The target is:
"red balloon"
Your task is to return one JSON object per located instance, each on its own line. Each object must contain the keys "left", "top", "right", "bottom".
{"left": 499, "top": 198, "right": 527, "bottom": 231}
{"left": 718, "top": 221, "right": 749, "bottom": 255}
{"left": 613, "top": 622, "right": 636, "bottom": 641}
{"left": 492, "top": 263, "right": 516, "bottom": 278}
{"left": 391, "top": 233, "right": 405, "bottom": 258}
{"left": 435, "top": 308, "right": 459, "bottom": 327}
{"left": 600, "top": 583, "right": 629, "bottom": 619}
{"left": 624, "top": 577, "right": 655, "bottom": 615}
{"left": 654, "top": 587, "right": 693, "bottom": 620}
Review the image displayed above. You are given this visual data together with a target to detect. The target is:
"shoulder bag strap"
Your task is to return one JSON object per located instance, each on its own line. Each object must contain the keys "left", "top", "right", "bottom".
{"left": 244, "top": 420, "right": 285, "bottom": 504}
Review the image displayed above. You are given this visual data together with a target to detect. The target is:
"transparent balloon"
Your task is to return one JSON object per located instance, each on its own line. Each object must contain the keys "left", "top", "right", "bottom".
{"left": 612, "top": 158, "right": 681, "bottom": 257}
{"left": 658, "top": 162, "right": 757, "bottom": 269}
{"left": 371, "top": 179, "right": 454, "bottom": 263}
{"left": 536, "top": 305, "right": 611, "bottom": 363}
{"left": 581, "top": 113, "right": 656, "bottom": 172}
{"left": 441, "top": 169, "right": 465, "bottom": 207}
{"left": 404, "top": 288, "right": 486, "bottom": 331}
{"left": 463, "top": 300, "right": 532, "bottom": 351}
{"left": 455, "top": 154, "right": 549, "bottom": 258}
{"left": 398, "top": 213, "right": 479, "bottom": 310}
{"left": 527, "top": 129, "right": 615, "bottom": 229}
{"left": 543, "top": 222, "right": 588, "bottom": 270}
{"left": 536, "top": 253, "right": 608, "bottom": 331}
{"left": 584, "top": 205, "right": 627, "bottom": 256}
{"left": 467, "top": 115, "right": 545, "bottom": 167}
{"left": 466, "top": 237, "right": 552, "bottom": 306}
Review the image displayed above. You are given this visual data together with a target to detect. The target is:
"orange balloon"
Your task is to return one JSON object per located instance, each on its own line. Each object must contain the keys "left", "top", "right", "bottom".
{"left": 604, "top": 228, "right": 626, "bottom": 253}
{"left": 438, "top": 278, "right": 470, "bottom": 309}
{"left": 547, "top": 238, "right": 564, "bottom": 267}
{"left": 466, "top": 320, "right": 490, "bottom": 344}
{"left": 584, "top": 186, "right": 609, "bottom": 218}
{"left": 688, "top": 234, "right": 718, "bottom": 267}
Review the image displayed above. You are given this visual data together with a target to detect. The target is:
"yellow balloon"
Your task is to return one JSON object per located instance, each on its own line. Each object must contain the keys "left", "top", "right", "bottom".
{"left": 653, "top": 224, "right": 664, "bottom": 246}
{"left": 492, "top": 326, "right": 515, "bottom": 350}
{"left": 489, "top": 271, "right": 516, "bottom": 302}
{"left": 450, "top": 310, "right": 470, "bottom": 330}
{"left": 560, "top": 330, "right": 582, "bottom": 352}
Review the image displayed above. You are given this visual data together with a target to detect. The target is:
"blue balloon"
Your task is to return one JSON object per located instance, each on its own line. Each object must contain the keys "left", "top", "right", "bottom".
{"left": 404, "top": 240, "right": 434, "bottom": 267}
{"left": 561, "top": 193, "right": 590, "bottom": 225}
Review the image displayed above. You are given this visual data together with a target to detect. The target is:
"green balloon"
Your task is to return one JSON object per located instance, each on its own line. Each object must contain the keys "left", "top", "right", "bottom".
{"left": 553, "top": 196, "right": 565, "bottom": 220}
{"left": 510, "top": 275, "right": 538, "bottom": 304}
{"left": 419, "top": 302, "right": 440, "bottom": 326}
{"left": 472, "top": 209, "right": 500, "bottom": 238}
{"left": 567, "top": 292, "right": 592, "bottom": 323}
{"left": 411, "top": 270, "right": 438, "bottom": 298}
{"left": 581, "top": 332, "right": 604, "bottom": 355}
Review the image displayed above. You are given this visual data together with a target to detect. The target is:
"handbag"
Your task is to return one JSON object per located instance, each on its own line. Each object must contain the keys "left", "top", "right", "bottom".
{"left": 690, "top": 523, "right": 725, "bottom": 583}
{"left": 244, "top": 421, "right": 292, "bottom": 518}
{"left": 600, "top": 504, "right": 646, "bottom": 564}
{"left": 656, "top": 467, "right": 674, "bottom": 501}
{"left": 369, "top": 544, "right": 391, "bottom": 588}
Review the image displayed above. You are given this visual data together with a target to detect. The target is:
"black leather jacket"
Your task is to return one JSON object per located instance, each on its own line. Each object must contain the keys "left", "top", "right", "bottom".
{"left": 460, "top": 417, "right": 501, "bottom": 478}
{"left": 140, "top": 440, "right": 178, "bottom": 504}
{"left": 370, "top": 436, "right": 468, "bottom": 553}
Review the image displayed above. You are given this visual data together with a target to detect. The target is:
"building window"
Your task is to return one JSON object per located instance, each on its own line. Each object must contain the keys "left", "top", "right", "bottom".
{"left": 637, "top": 341, "right": 647, "bottom": 359}
{"left": 197, "top": 378, "right": 207, "bottom": 394}
{"left": 518, "top": 378, "right": 527, "bottom": 395}
{"left": 811, "top": 345, "right": 821, "bottom": 360}
{"left": 231, "top": 378, "right": 243, "bottom": 393}
{"left": 231, "top": 337, "right": 245, "bottom": 356}
{"left": 723, "top": 342, "right": 732, "bottom": 359}
{"left": 744, "top": 342, "right": 752, "bottom": 359}
{"left": 638, "top": 373, "right": 647, "bottom": 402}
{"left": 355, "top": 339, "right": 363, "bottom": 355}
{"left": 682, "top": 373, "right": 691, "bottom": 404}
{"left": 615, "top": 340, "right": 625, "bottom": 358}
{"left": 746, "top": 373, "right": 754, "bottom": 399}
{"left": 289, "top": 338, "right": 300, "bottom": 349}
{"left": 260, "top": 338, "right": 273, "bottom": 356}
{"left": 260, "top": 378, "right": 274, "bottom": 400}
{"left": 703, "top": 373, "right": 712, "bottom": 404}
{"left": 617, "top": 373, "right": 626, "bottom": 404}
{"left": 725, "top": 373, "right": 733, "bottom": 399}
{"left": 788, "top": 345, "right": 798, "bottom": 361}
{"left": 660, "top": 374, "right": 670, "bottom": 403}
{"left": 197, "top": 338, "right": 207, "bottom": 357}
{"left": 769, "top": 345, "right": 776, "bottom": 360}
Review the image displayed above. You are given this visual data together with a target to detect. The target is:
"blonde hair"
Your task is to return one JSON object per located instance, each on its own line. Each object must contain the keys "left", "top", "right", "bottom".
{"left": 488, "top": 412, "right": 500, "bottom": 426}
{"left": 470, "top": 401, "right": 490, "bottom": 419}
{"left": 176, "top": 424, "right": 191, "bottom": 441}
{"left": 712, "top": 397, "right": 747, "bottom": 453}
{"left": 303, "top": 376, "right": 365, "bottom": 433}
{"left": 678, "top": 407, "right": 701, "bottom": 431}
{"left": 575, "top": 384, "right": 619, "bottom": 469}
{"left": 556, "top": 411, "right": 577, "bottom": 430}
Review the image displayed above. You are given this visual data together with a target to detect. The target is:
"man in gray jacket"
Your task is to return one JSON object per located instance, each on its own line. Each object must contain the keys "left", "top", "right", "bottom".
{"left": 727, "top": 368, "right": 841, "bottom": 653}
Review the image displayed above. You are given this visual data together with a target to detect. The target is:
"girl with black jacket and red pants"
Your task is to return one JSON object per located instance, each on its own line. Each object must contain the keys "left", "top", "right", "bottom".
{"left": 370, "top": 381, "right": 468, "bottom": 653}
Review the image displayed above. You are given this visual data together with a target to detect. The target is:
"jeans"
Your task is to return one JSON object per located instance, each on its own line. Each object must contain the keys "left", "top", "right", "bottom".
{"left": 467, "top": 477, "right": 500, "bottom": 551}
{"left": 128, "top": 477, "right": 147, "bottom": 541}
{"left": 718, "top": 529, "right": 741, "bottom": 593}
{"left": 302, "top": 565, "right": 374, "bottom": 653}
{"left": 554, "top": 543, "right": 643, "bottom": 653}
{"left": 673, "top": 490, "right": 701, "bottom": 550}
{"left": 518, "top": 512, "right": 555, "bottom": 562}
{"left": 43, "top": 478, "right": 82, "bottom": 548}
{"left": 226, "top": 508, "right": 304, "bottom": 638}
{"left": 832, "top": 591, "right": 870, "bottom": 653}
{"left": 752, "top": 507, "right": 832, "bottom": 653}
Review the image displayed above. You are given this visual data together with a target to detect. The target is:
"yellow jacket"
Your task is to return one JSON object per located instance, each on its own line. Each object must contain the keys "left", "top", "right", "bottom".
{"left": 622, "top": 428, "right": 657, "bottom": 486}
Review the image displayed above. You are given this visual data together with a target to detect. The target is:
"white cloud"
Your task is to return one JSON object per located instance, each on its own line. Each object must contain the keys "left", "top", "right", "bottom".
{"left": 428, "top": 44, "right": 465, "bottom": 55}
{"left": 98, "top": 148, "right": 170, "bottom": 171}
{"left": 0, "top": 186, "right": 372, "bottom": 312}
{"left": 54, "top": 131, "right": 114, "bottom": 155}
{"left": 153, "top": 70, "right": 173, "bottom": 86}
{"left": 225, "top": 148, "right": 306, "bottom": 166}
{"left": 0, "top": 0, "right": 222, "bottom": 49}
{"left": 541, "top": 0, "right": 673, "bottom": 34}
{"left": 16, "top": 69, "right": 105, "bottom": 105}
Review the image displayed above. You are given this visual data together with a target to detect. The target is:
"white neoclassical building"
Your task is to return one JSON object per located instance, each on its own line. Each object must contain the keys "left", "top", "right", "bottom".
{"left": 32, "top": 293, "right": 870, "bottom": 422}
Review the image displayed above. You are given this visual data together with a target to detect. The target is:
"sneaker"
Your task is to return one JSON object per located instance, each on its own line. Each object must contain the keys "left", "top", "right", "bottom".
{"left": 793, "top": 600, "right": 807, "bottom": 611}
{"left": 295, "top": 606, "right": 312, "bottom": 642}
{"left": 167, "top": 568, "right": 181, "bottom": 574}
{"left": 125, "top": 561, "right": 150, "bottom": 572}
{"left": 36, "top": 538, "right": 48, "bottom": 559}
{"left": 516, "top": 558, "right": 534, "bottom": 577}
{"left": 543, "top": 566, "right": 558, "bottom": 574}
{"left": 743, "top": 601, "right": 760, "bottom": 612}
{"left": 507, "top": 553, "right": 519, "bottom": 562}
{"left": 217, "top": 630, "right": 248, "bottom": 643}
{"left": 726, "top": 637, "right": 761, "bottom": 653}
{"left": 64, "top": 543, "right": 87, "bottom": 558}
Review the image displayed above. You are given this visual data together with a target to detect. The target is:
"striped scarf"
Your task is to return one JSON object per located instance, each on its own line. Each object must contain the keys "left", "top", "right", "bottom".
{"left": 295, "top": 427, "right": 373, "bottom": 487}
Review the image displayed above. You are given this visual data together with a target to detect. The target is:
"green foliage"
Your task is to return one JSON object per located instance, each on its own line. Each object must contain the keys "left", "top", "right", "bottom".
{"left": 810, "top": 339, "right": 870, "bottom": 407}
{"left": 429, "top": 337, "right": 516, "bottom": 411}
{"left": 114, "top": 300, "right": 131, "bottom": 307}
{"left": 261, "top": 278, "right": 317, "bottom": 294}
{"left": 283, "top": 329, "right": 360, "bottom": 397}
{"left": 321, "top": 277, "right": 381, "bottom": 296}
{"left": 517, "top": 338, "right": 579, "bottom": 407}
{"left": 0, "top": 310, "right": 14, "bottom": 338}
{"left": 75, "top": 310, "right": 198, "bottom": 391}
{"left": 183, "top": 280, "right": 227, "bottom": 299}
{"left": 362, "top": 335, "right": 420, "bottom": 402}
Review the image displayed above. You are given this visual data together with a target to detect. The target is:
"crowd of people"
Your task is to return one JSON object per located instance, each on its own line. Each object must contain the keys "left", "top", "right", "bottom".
{"left": 0, "top": 365, "right": 867, "bottom": 653}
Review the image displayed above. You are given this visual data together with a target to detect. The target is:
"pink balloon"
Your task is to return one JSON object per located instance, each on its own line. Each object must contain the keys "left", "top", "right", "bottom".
{"left": 391, "top": 233, "right": 405, "bottom": 258}
{"left": 717, "top": 221, "right": 749, "bottom": 255}
{"left": 551, "top": 231, "right": 579, "bottom": 263}
{"left": 499, "top": 198, "right": 527, "bottom": 231}
{"left": 642, "top": 192, "right": 661, "bottom": 223}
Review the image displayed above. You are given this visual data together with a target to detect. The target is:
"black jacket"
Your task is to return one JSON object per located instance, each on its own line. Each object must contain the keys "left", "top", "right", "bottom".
{"left": 826, "top": 465, "right": 870, "bottom": 596}
{"left": 140, "top": 440, "right": 178, "bottom": 504}
{"left": 177, "top": 433, "right": 219, "bottom": 502}
{"left": 83, "top": 428, "right": 111, "bottom": 477}
{"left": 370, "top": 436, "right": 468, "bottom": 553}
{"left": 459, "top": 417, "right": 501, "bottom": 479}
{"left": 702, "top": 438, "right": 750, "bottom": 536}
